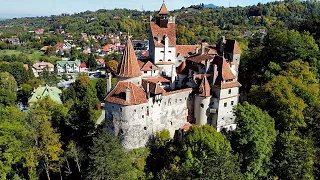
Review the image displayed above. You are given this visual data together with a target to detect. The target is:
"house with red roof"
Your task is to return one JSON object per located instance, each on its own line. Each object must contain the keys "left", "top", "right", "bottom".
{"left": 34, "top": 28, "right": 44, "bottom": 34}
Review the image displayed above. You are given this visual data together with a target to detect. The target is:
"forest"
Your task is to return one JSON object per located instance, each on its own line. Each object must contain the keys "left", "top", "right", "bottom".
{"left": 1, "top": 0, "right": 320, "bottom": 179}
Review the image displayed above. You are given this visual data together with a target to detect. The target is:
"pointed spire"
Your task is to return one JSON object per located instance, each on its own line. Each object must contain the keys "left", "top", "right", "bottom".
{"left": 117, "top": 38, "right": 142, "bottom": 78}
{"left": 199, "top": 75, "right": 211, "bottom": 97}
{"left": 159, "top": 2, "right": 169, "bottom": 15}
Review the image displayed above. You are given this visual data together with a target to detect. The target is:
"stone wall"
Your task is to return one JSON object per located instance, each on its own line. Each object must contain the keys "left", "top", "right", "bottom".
{"left": 105, "top": 89, "right": 192, "bottom": 150}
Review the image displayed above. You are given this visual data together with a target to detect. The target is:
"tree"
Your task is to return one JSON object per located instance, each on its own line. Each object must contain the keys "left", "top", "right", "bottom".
{"left": 39, "top": 69, "right": 58, "bottom": 86}
{"left": 72, "top": 74, "right": 99, "bottom": 106}
{"left": 66, "top": 141, "right": 84, "bottom": 174}
{"left": 232, "top": 102, "right": 277, "bottom": 179}
{"left": 273, "top": 131, "right": 315, "bottom": 179}
{"left": 46, "top": 46, "right": 57, "bottom": 56}
{"left": 105, "top": 60, "right": 119, "bottom": 75}
{"left": 95, "top": 78, "right": 108, "bottom": 102}
{"left": 87, "top": 129, "right": 142, "bottom": 180}
{"left": 20, "top": 83, "right": 33, "bottom": 103}
{"left": 26, "top": 78, "right": 43, "bottom": 89}
{"left": 0, "top": 72, "right": 18, "bottom": 106}
{"left": 87, "top": 54, "right": 97, "bottom": 70}
{"left": 0, "top": 107, "right": 31, "bottom": 179}
{"left": 161, "top": 125, "right": 243, "bottom": 179}
{"left": 26, "top": 108, "right": 63, "bottom": 180}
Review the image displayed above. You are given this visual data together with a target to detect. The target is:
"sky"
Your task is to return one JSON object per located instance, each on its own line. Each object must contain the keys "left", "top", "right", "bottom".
{"left": 0, "top": 0, "right": 271, "bottom": 18}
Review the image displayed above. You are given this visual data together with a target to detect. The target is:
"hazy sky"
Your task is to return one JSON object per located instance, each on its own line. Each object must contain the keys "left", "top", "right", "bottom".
{"left": 1, "top": 0, "right": 271, "bottom": 17}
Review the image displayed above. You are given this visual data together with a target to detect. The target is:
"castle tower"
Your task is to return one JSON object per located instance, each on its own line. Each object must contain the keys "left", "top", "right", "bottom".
{"left": 117, "top": 38, "right": 142, "bottom": 85}
{"left": 149, "top": 2, "right": 177, "bottom": 71}
{"left": 194, "top": 75, "right": 211, "bottom": 126}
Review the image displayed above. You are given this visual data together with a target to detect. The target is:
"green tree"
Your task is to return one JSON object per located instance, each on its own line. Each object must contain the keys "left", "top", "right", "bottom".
{"left": 0, "top": 107, "right": 31, "bottom": 179}
{"left": 162, "top": 125, "right": 243, "bottom": 180}
{"left": 273, "top": 131, "right": 315, "bottom": 180}
{"left": 95, "top": 78, "right": 108, "bottom": 102}
{"left": 0, "top": 72, "right": 18, "bottom": 106}
{"left": 87, "top": 129, "right": 143, "bottom": 180}
{"left": 39, "top": 69, "right": 58, "bottom": 86}
{"left": 20, "top": 83, "right": 33, "bottom": 103}
{"left": 26, "top": 108, "right": 63, "bottom": 180}
{"left": 46, "top": 46, "right": 57, "bottom": 56}
{"left": 232, "top": 102, "right": 277, "bottom": 179}
{"left": 87, "top": 53, "right": 97, "bottom": 70}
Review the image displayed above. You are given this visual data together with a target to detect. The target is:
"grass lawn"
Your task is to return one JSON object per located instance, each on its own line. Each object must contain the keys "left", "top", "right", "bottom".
{"left": 0, "top": 49, "right": 45, "bottom": 61}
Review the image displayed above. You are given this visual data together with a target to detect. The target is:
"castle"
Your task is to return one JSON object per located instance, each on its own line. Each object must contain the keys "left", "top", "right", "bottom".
{"left": 104, "top": 3, "right": 241, "bottom": 149}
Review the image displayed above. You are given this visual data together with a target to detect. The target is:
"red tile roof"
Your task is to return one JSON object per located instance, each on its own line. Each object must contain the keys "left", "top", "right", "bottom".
{"left": 54, "top": 42, "right": 64, "bottom": 50}
{"left": 199, "top": 75, "right": 211, "bottom": 97}
{"left": 176, "top": 45, "right": 200, "bottom": 57}
{"left": 155, "top": 61, "right": 175, "bottom": 65}
{"left": 163, "top": 88, "right": 192, "bottom": 96}
{"left": 221, "top": 81, "right": 241, "bottom": 89}
{"left": 176, "top": 60, "right": 188, "bottom": 75}
{"left": 117, "top": 39, "right": 142, "bottom": 78}
{"left": 105, "top": 81, "right": 148, "bottom": 105}
{"left": 144, "top": 76, "right": 171, "bottom": 83}
{"left": 32, "top": 62, "right": 54, "bottom": 70}
{"left": 80, "top": 62, "right": 86, "bottom": 68}
{"left": 96, "top": 58, "right": 105, "bottom": 65}
{"left": 150, "top": 22, "right": 176, "bottom": 47}
{"left": 187, "top": 54, "right": 213, "bottom": 65}
{"left": 222, "top": 59, "right": 237, "bottom": 80}
{"left": 142, "top": 79, "right": 165, "bottom": 94}
{"left": 159, "top": 3, "right": 169, "bottom": 15}
{"left": 141, "top": 61, "right": 158, "bottom": 71}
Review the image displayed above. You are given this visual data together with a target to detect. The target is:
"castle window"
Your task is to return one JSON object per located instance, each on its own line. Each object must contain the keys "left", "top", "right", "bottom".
{"left": 154, "top": 70, "right": 156, "bottom": 73}
{"left": 160, "top": 51, "right": 164, "bottom": 53}
{"left": 180, "top": 99, "right": 182, "bottom": 102}
{"left": 112, "top": 106, "right": 114, "bottom": 109}
{"left": 200, "top": 103, "right": 204, "bottom": 108}
{"left": 120, "top": 108, "right": 122, "bottom": 112}
{"left": 228, "top": 89, "right": 231, "bottom": 94}
{"left": 169, "top": 51, "right": 172, "bottom": 53}
{"left": 144, "top": 127, "right": 147, "bottom": 130}
{"left": 224, "top": 103, "right": 227, "bottom": 107}
{"left": 142, "top": 115, "right": 144, "bottom": 118}
{"left": 142, "top": 107, "right": 144, "bottom": 110}
{"left": 134, "top": 109, "right": 136, "bottom": 112}
{"left": 144, "top": 71, "right": 147, "bottom": 73}
{"left": 231, "top": 101, "right": 234, "bottom": 106}
{"left": 159, "top": 59, "right": 163, "bottom": 61}
{"left": 168, "top": 59, "right": 172, "bottom": 61}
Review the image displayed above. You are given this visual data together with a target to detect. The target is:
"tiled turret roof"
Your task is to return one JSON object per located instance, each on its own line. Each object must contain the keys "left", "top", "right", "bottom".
{"left": 117, "top": 39, "right": 142, "bottom": 78}
{"left": 159, "top": 3, "right": 169, "bottom": 15}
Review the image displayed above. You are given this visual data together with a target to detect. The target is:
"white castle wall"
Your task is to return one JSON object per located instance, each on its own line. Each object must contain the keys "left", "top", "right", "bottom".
{"left": 105, "top": 89, "right": 192, "bottom": 150}
{"left": 194, "top": 95, "right": 210, "bottom": 126}
{"left": 117, "top": 76, "right": 142, "bottom": 86}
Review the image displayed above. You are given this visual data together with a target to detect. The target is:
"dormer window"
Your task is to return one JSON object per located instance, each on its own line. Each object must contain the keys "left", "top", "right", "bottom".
{"left": 168, "top": 59, "right": 171, "bottom": 61}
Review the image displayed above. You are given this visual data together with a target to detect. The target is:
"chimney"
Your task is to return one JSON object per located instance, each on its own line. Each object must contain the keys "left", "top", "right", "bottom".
{"left": 146, "top": 82, "right": 150, "bottom": 98}
{"left": 107, "top": 73, "right": 112, "bottom": 93}
{"left": 157, "top": 33, "right": 161, "bottom": 43}
{"left": 170, "top": 65, "right": 176, "bottom": 89}
{"left": 164, "top": 35, "right": 169, "bottom": 45}
{"left": 151, "top": 65, "right": 154, "bottom": 76}
{"left": 201, "top": 42, "right": 206, "bottom": 55}
{"left": 221, "top": 36, "right": 226, "bottom": 43}
{"left": 195, "top": 47, "right": 199, "bottom": 54}
{"left": 212, "top": 64, "right": 218, "bottom": 85}
{"left": 126, "top": 87, "right": 131, "bottom": 104}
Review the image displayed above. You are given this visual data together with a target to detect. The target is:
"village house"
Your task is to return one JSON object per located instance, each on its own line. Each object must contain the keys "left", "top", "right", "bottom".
{"left": 56, "top": 60, "right": 81, "bottom": 74}
{"left": 34, "top": 28, "right": 45, "bottom": 34}
{"left": 105, "top": 3, "right": 242, "bottom": 150}
{"left": 28, "top": 85, "right": 62, "bottom": 106}
{"left": 32, "top": 62, "right": 54, "bottom": 77}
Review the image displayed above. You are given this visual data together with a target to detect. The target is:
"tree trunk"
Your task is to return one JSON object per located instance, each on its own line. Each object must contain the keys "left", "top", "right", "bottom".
{"left": 45, "top": 166, "right": 51, "bottom": 180}
{"left": 59, "top": 167, "right": 63, "bottom": 180}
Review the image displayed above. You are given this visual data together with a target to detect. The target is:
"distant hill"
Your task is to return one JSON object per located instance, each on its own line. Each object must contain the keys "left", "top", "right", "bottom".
{"left": 204, "top": 4, "right": 219, "bottom": 8}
